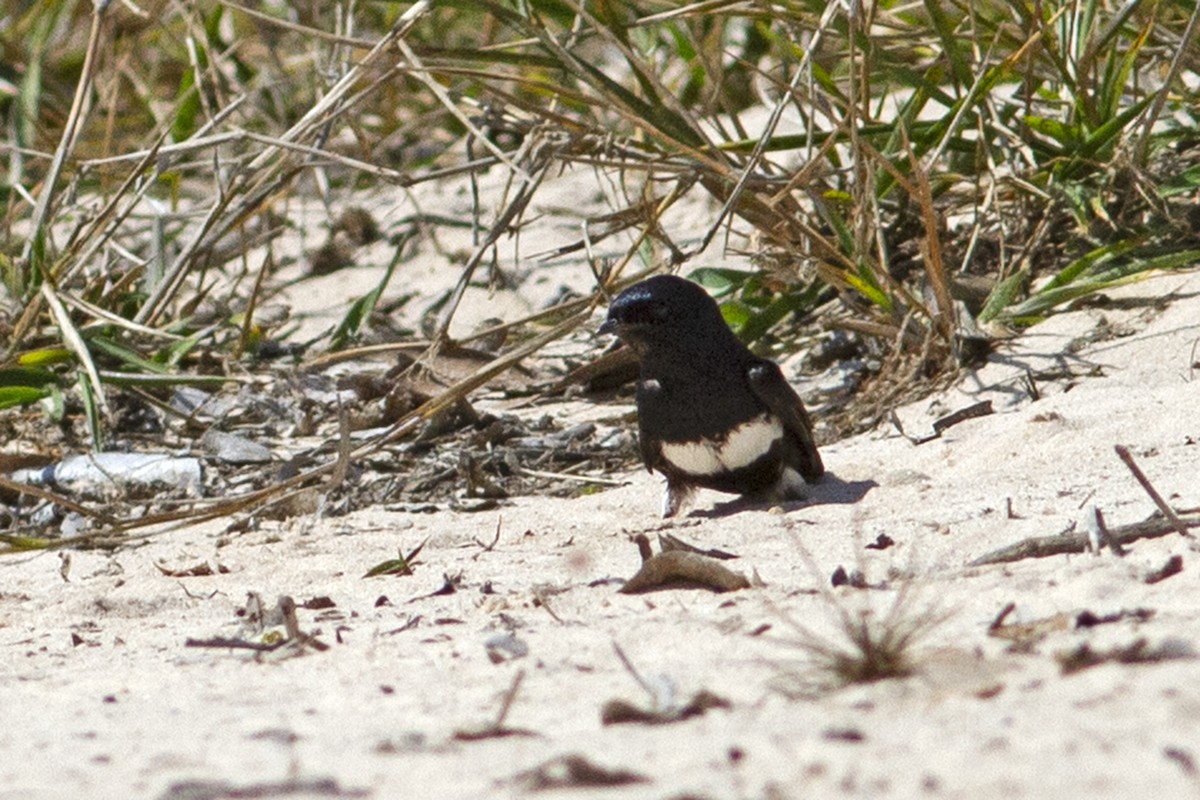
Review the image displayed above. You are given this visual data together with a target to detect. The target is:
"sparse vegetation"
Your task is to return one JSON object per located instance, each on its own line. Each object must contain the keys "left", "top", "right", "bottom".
{"left": 773, "top": 576, "right": 949, "bottom": 693}
{"left": 1, "top": 1, "right": 1198, "bottom": 544}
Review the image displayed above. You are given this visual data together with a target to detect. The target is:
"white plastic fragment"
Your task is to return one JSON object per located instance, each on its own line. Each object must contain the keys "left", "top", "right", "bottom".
{"left": 12, "top": 452, "right": 203, "bottom": 497}
{"left": 1084, "top": 505, "right": 1103, "bottom": 555}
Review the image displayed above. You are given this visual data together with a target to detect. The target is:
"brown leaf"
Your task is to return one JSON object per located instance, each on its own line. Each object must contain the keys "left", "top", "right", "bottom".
{"left": 619, "top": 551, "right": 750, "bottom": 594}
{"left": 514, "top": 754, "right": 647, "bottom": 791}
{"left": 155, "top": 561, "right": 230, "bottom": 578}
{"left": 600, "top": 690, "right": 731, "bottom": 726}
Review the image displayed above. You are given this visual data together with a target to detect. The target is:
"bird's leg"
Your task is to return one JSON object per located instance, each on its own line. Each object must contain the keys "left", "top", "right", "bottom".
{"left": 769, "top": 466, "right": 810, "bottom": 501}
{"left": 661, "top": 481, "right": 694, "bottom": 518}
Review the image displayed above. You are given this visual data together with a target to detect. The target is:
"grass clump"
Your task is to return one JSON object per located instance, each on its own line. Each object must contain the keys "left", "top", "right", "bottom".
{"left": 775, "top": 579, "right": 949, "bottom": 693}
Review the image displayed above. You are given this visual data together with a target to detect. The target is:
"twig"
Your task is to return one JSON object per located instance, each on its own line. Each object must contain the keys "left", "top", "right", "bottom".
{"left": 517, "top": 467, "right": 628, "bottom": 487}
{"left": 1133, "top": 0, "right": 1200, "bottom": 164}
{"left": 493, "top": 668, "right": 526, "bottom": 730}
{"left": 135, "top": 1, "right": 434, "bottom": 327}
{"left": 431, "top": 164, "right": 548, "bottom": 340}
{"left": 19, "top": 1, "right": 108, "bottom": 266}
{"left": 971, "top": 511, "right": 1200, "bottom": 566}
{"left": 330, "top": 397, "right": 352, "bottom": 491}
{"left": 988, "top": 602, "right": 1017, "bottom": 633}
{"left": 900, "top": 123, "right": 955, "bottom": 344}
{"left": 233, "top": 250, "right": 275, "bottom": 359}
{"left": 1114, "top": 445, "right": 1194, "bottom": 539}
{"left": 0, "top": 476, "right": 121, "bottom": 528}
{"left": 453, "top": 669, "right": 536, "bottom": 740}
{"left": 1083, "top": 505, "right": 1127, "bottom": 556}
{"left": 473, "top": 518, "right": 502, "bottom": 553}
{"left": 185, "top": 637, "right": 286, "bottom": 652}
{"left": 39, "top": 286, "right": 111, "bottom": 438}
{"left": 611, "top": 641, "right": 657, "bottom": 700}
{"left": 532, "top": 588, "right": 564, "bottom": 624}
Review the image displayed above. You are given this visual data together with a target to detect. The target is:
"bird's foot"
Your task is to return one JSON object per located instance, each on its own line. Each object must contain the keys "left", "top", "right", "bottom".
{"left": 767, "top": 466, "right": 811, "bottom": 502}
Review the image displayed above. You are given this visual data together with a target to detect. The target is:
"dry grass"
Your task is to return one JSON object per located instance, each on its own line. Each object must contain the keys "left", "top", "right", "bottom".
{"left": 1, "top": 1, "right": 1199, "bottom": 546}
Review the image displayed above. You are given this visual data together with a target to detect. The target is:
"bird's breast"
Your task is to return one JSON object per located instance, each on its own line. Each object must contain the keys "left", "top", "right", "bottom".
{"left": 658, "top": 413, "right": 783, "bottom": 476}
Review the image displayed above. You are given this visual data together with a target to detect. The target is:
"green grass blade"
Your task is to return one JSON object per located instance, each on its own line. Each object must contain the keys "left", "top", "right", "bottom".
{"left": 330, "top": 237, "right": 408, "bottom": 351}
{"left": 977, "top": 268, "right": 1029, "bottom": 324}
{"left": 0, "top": 386, "right": 52, "bottom": 410}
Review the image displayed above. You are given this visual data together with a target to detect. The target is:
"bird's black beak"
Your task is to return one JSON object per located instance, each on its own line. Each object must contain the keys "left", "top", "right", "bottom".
{"left": 598, "top": 316, "right": 619, "bottom": 337}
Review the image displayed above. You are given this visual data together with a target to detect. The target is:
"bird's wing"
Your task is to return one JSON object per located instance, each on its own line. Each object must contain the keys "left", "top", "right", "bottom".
{"left": 635, "top": 378, "right": 664, "bottom": 474}
{"left": 745, "top": 360, "right": 824, "bottom": 481}
{"left": 638, "top": 429, "right": 659, "bottom": 474}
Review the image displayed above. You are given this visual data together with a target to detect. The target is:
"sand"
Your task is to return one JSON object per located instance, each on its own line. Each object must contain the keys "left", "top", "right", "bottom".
{"left": 4, "top": 259, "right": 1200, "bottom": 800}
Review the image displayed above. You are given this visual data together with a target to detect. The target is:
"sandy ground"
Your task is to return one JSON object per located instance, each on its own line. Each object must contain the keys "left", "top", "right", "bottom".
{"left": 4, "top": 264, "right": 1200, "bottom": 799}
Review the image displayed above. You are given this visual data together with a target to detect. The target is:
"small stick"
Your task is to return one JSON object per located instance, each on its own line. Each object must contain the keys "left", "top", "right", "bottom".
{"left": 988, "top": 602, "right": 1017, "bottom": 633}
{"left": 1093, "top": 506, "right": 1127, "bottom": 556}
{"left": 971, "top": 511, "right": 1200, "bottom": 566}
{"left": 1114, "top": 445, "right": 1193, "bottom": 539}
{"left": 330, "top": 398, "right": 352, "bottom": 490}
{"left": 473, "top": 518, "right": 502, "bottom": 553}
{"left": 185, "top": 637, "right": 285, "bottom": 652}
{"left": 612, "top": 642, "right": 657, "bottom": 700}
{"left": 517, "top": 467, "right": 628, "bottom": 486}
{"left": 633, "top": 534, "right": 653, "bottom": 563}
{"left": 0, "top": 475, "right": 121, "bottom": 527}
{"left": 452, "top": 669, "right": 535, "bottom": 740}
{"left": 532, "top": 589, "right": 564, "bottom": 624}
{"left": 279, "top": 596, "right": 302, "bottom": 641}
{"left": 493, "top": 669, "right": 526, "bottom": 730}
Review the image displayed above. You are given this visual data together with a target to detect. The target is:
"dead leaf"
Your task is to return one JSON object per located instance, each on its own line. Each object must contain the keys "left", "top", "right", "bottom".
{"left": 514, "top": 754, "right": 647, "bottom": 791}
{"left": 620, "top": 551, "right": 750, "bottom": 594}
{"left": 987, "top": 602, "right": 1070, "bottom": 651}
{"left": 155, "top": 561, "right": 230, "bottom": 578}
{"left": 1057, "top": 637, "right": 1195, "bottom": 675}
{"left": 600, "top": 689, "right": 730, "bottom": 726}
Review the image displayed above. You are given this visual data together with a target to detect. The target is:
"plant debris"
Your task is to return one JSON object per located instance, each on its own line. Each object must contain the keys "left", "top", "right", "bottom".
{"left": 601, "top": 689, "right": 731, "bottom": 726}
{"left": 822, "top": 727, "right": 867, "bottom": 742}
{"left": 1163, "top": 746, "right": 1199, "bottom": 777}
{"left": 1114, "top": 445, "right": 1196, "bottom": 539}
{"left": 363, "top": 538, "right": 427, "bottom": 577}
{"left": 1057, "top": 637, "right": 1196, "bottom": 675}
{"left": 186, "top": 593, "right": 328, "bottom": 656}
{"left": 620, "top": 535, "right": 750, "bottom": 594}
{"left": 453, "top": 670, "right": 538, "bottom": 741}
{"left": 1075, "top": 608, "right": 1155, "bottom": 628}
{"left": 893, "top": 400, "right": 994, "bottom": 444}
{"left": 484, "top": 633, "right": 529, "bottom": 664}
{"left": 513, "top": 754, "right": 648, "bottom": 791}
{"left": 1144, "top": 554, "right": 1184, "bottom": 584}
{"left": 971, "top": 511, "right": 1200, "bottom": 566}
{"left": 831, "top": 566, "right": 870, "bottom": 589}
{"left": 155, "top": 561, "right": 230, "bottom": 578}
{"left": 988, "top": 602, "right": 1071, "bottom": 651}
{"left": 600, "top": 641, "right": 731, "bottom": 726}
{"left": 657, "top": 532, "right": 740, "bottom": 560}
{"left": 155, "top": 777, "right": 367, "bottom": 800}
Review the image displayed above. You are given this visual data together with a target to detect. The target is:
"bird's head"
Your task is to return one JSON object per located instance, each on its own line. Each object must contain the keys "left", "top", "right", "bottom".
{"left": 599, "top": 274, "right": 733, "bottom": 357}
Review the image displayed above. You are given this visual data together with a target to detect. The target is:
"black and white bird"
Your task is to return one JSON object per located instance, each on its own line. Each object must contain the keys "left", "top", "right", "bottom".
{"left": 599, "top": 274, "right": 824, "bottom": 517}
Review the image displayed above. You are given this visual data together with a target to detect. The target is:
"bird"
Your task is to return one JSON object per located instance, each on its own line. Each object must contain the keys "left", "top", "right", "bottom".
{"left": 599, "top": 274, "right": 824, "bottom": 517}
